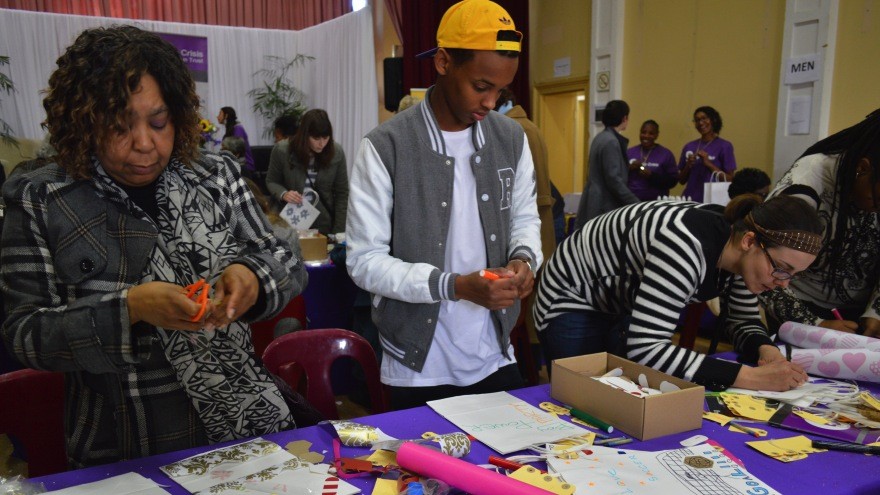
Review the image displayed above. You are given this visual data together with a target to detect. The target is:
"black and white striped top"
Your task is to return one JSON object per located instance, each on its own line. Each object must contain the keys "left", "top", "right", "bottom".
{"left": 534, "top": 201, "right": 774, "bottom": 389}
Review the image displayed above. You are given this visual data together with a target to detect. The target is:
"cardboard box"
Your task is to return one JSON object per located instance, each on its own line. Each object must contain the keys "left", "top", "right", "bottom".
{"left": 299, "top": 233, "right": 328, "bottom": 262}
{"left": 551, "top": 353, "right": 704, "bottom": 440}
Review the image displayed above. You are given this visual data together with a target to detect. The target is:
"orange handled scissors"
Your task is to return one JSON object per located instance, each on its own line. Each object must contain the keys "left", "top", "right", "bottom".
{"left": 183, "top": 279, "right": 210, "bottom": 322}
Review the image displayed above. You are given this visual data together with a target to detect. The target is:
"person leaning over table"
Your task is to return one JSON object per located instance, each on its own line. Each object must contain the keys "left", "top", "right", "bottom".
{"left": 759, "top": 109, "right": 880, "bottom": 337}
{"left": 0, "top": 25, "right": 307, "bottom": 468}
{"left": 266, "top": 108, "right": 348, "bottom": 236}
{"left": 534, "top": 194, "right": 823, "bottom": 391}
{"left": 677, "top": 106, "right": 737, "bottom": 202}
{"left": 346, "top": 0, "right": 542, "bottom": 410}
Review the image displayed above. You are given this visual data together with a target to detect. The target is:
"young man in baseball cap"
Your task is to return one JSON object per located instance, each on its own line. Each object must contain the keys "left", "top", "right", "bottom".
{"left": 346, "top": 0, "right": 542, "bottom": 409}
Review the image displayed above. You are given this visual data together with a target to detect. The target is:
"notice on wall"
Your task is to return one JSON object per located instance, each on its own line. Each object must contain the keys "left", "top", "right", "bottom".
{"left": 783, "top": 53, "right": 822, "bottom": 85}
{"left": 554, "top": 57, "right": 571, "bottom": 78}
{"left": 788, "top": 95, "right": 812, "bottom": 135}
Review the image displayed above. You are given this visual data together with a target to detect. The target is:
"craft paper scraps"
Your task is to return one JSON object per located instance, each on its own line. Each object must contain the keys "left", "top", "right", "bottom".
{"left": 720, "top": 393, "right": 777, "bottom": 421}
{"left": 326, "top": 420, "right": 397, "bottom": 447}
{"left": 508, "top": 466, "right": 574, "bottom": 495}
{"left": 427, "top": 392, "right": 585, "bottom": 454}
{"left": 161, "top": 438, "right": 294, "bottom": 493}
{"left": 365, "top": 449, "right": 398, "bottom": 467}
{"left": 285, "top": 440, "right": 325, "bottom": 463}
{"left": 197, "top": 459, "right": 360, "bottom": 495}
{"left": 702, "top": 411, "right": 733, "bottom": 426}
{"left": 45, "top": 473, "right": 169, "bottom": 495}
{"left": 745, "top": 435, "right": 824, "bottom": 462}
{"left": 547, "top": 443, "right": 780, "bottom": 495}
{"left": 372, "top": 432, "right": 472, "bottom": 458}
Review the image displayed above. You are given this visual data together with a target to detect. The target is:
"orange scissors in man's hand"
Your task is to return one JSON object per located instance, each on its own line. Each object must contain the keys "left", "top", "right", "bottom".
{"left": 183, "top": 279, "right": 211, "bottom": 322}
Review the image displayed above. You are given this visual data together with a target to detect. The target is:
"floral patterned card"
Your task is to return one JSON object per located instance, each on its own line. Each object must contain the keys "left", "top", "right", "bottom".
{"left": 46, "top": 473, "right": 169, "bottom": 495}
{"left": 160, "top": 438, "right": 295, "bottom": 493}
{"left": 196, "top": 459, "right": 359, "bottom": 495}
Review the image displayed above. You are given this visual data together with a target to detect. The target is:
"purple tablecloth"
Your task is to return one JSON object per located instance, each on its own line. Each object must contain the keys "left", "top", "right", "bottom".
{"left": 31, "top": 382, "right": 880, "bottom": 494}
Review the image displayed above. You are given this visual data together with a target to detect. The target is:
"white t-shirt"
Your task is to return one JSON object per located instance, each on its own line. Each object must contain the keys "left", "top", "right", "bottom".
{"left": 381, "top": 128, "right": 515, "bottom": 386}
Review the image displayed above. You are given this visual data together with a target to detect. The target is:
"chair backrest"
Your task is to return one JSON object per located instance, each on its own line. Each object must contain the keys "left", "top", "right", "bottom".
{"left": 0, "top": 369, "right": 67, "bottom": 476}
{"left": 251, "top": 295, "right": 307, "bottom": 358}
{"left": 262, "top": 328, "right": 386, "bottom": 420}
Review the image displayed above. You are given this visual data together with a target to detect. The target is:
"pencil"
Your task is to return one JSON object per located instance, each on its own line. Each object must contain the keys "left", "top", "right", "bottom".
{"left": 729, "top": 421, "right": 761, "bottom": 437}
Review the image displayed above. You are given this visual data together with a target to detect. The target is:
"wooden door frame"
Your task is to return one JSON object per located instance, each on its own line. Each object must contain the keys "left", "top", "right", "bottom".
{"left": 532, "top": 77, "right": 590, "bottom": 192}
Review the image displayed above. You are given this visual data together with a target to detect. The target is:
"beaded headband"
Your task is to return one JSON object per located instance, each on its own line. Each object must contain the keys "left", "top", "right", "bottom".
{"left": 745, "top": 213, "right": 823, "bottom": 255}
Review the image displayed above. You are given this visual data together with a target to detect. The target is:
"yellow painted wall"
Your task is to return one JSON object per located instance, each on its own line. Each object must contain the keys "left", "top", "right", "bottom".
{"left": 622, "top": 0, "right": 785, "bottom": 182}
{"left": 372, "top": 0, "right": 400, "bottom": 124}
{"left": 529, "top": 0, "right": 591, "bottom": 85}
{"left": 829, "top": 0, "right": 880, "bottom": 133}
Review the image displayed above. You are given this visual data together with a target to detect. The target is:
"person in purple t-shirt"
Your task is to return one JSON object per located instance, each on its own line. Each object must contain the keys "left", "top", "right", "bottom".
{"left": 626, "top": 120, "right": 678, "bottom": 201}
{"left": 677, "top": 106, "right": 737, "bottom": 202}
{"left": 218, "top": 106, "right": 255, "bottom": 175}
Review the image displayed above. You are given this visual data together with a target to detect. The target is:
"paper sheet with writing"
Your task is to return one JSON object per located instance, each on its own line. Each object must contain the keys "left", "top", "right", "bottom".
{"left": 46, "top": 472, "right": 169, "bottom": 495}
{"left": 427, "top": 392, "right": 585, "bottom": 454}
{"left": 547, "top": 443, "right": 780, "bottom": 495}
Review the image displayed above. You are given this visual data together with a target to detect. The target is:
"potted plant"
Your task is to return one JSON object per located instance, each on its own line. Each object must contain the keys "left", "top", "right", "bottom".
{"left": 248, "top": 54, "right": 314, "bottom": 139}
{"left": 0, "top": 55, "right": 18, "bottom": 148}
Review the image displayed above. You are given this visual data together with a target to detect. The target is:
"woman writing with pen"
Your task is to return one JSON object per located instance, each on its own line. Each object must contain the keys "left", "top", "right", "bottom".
{"left": 534, "top": 194, "right": 823, "bottom": 392}
{"left": 759, "top": 109, "right": 880, "bottom": 337}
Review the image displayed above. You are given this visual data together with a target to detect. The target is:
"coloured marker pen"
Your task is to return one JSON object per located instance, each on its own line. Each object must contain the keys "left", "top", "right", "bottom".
{"left": 479, "top": 269, "right": 500, "bottom": 280}
{"left": 831, "top": 308, "right": 844, "bottom": 320}
{"left": 812, "top": 440, "right": 880, "bottom": 455}
{"left": 569, "top": 407, "right": 614, "bottom": 433}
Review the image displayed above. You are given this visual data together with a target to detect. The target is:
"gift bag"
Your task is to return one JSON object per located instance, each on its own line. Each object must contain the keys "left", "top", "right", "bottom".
{"left": 703, "top": 170, "right": 731, "bottom": 206}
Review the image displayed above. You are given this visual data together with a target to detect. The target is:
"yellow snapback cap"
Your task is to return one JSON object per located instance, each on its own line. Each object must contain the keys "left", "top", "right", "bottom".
{"left": 416, "top": 0, "right": 522, "bottom": 58}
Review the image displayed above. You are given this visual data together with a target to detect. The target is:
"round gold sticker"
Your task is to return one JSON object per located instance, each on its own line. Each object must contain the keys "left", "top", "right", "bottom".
{"left": 683, "top": 456, "right": 714, "bottom": 469}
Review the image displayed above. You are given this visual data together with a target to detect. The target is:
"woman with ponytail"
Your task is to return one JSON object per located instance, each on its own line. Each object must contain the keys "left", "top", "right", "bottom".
{"left": 217, "top": 106, "right": 254, "bottom": 174}
{"left": 534, "top": 195, "right": 822, "bottom": 391}
{"left": 761, "top": 110, "right": 880, "bottom": 338}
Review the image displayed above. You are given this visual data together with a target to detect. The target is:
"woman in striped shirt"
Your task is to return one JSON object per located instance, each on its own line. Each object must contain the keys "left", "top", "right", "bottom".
{"left": 534, "top": 195, "right": 822, "bottom": 391}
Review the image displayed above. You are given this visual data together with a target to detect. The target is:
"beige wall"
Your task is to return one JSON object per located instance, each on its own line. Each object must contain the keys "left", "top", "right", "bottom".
{"left": 829, "top": 0, "right": 880, "bottom": 134}
{"left": 372, "top": 0, "right": 401, "bottom": 124}
{"left": 623, "top": 0, "right": 785, "bottom": 181}
{"left": 529, "top": 0, "right": 591, "bottom": 85}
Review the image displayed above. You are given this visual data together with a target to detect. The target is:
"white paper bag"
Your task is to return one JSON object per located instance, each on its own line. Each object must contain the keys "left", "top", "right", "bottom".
{"left": 279, "top": 196, "right": 320, "bottom": 230}
{"left": 703, "top": 170, "right": 730, "bottom": 206}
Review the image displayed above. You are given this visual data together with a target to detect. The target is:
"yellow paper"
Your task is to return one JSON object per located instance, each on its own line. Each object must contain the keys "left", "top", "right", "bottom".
{"left": 366, "top": 449, "right": 398, "bottom": 467}
{"left": 702, "top": 411, "right": 733, "bottom": 426}
{"left": 509, "top": 466, "right": 574, "bottom": 495}
{"left": 859, "top": 391, "right": 880, "bottom": 412}
{"left": 746, "top": 435, "right": 824, "bottom": 462}
{"left": 721, "top": 393, "right": 777, "bottom": 421}
{"left": 372, "top": 478, "right": 400, "bottom": 495}
{"left": 793, "top": 410, "right": 829, "bottom": 425}
{"left": 727, "top": 425, "right": 768, "bottom": 437}
{"left": 540, "top": 402, "right": 572, "bottom": 416}
{"left": 550, "top": 433, "right": 596, "bottom": 459}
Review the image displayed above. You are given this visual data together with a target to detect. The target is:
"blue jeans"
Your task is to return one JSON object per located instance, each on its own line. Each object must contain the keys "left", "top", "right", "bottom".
{"left": 539, "top": 311, "right": 630, "bottom": 375}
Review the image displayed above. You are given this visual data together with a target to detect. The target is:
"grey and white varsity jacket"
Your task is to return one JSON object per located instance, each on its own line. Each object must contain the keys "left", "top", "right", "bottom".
{"left": 345, "top": 87, "right": 542, "bottom": 372}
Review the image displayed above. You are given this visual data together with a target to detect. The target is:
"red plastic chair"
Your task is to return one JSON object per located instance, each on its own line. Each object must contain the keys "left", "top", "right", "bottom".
{"left": 0, "top": 369, "right": 67, "bottom": 476}
{"left": 251, "top": 295, "right": 307, "bottom": 358}
{"left": 262, "top": 328, "right": 386, "bottom": 420}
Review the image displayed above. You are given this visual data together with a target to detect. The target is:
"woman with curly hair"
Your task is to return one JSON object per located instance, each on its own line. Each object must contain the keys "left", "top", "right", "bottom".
{"left": 0, "top": 25, "right": 307, "bottom": 468}
{"left": 217, "top": 106, "right": 255, "bottom": 175}
{"left": 760, "top": 109, "right": 880, "bottom": 337}
{"left": 677, "top": 106, "right": 738, "bottom": 202}
{"left": 266, "top": 108, "right": 348, "bottom": 235}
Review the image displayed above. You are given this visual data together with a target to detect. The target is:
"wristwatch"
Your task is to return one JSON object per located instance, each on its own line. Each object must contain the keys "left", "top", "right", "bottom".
{"left": 511, "top": 256, "right": 537, "bottom": 273}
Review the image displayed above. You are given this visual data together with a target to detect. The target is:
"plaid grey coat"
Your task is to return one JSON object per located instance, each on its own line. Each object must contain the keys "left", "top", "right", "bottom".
{"left": 0, "top": 152, "right": 306, "bottom": 468}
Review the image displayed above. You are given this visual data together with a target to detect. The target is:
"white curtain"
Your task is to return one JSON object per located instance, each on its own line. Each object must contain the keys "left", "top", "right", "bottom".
{"left": 0, "top": 7, "right": 377, "bottom": 161}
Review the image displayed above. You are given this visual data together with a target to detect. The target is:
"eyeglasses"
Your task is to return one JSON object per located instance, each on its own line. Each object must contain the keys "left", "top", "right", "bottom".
{"left": 759, "top": 241, "right": 793, "bottom": 281}
{"left": 693, "top": 116, "right": 711, "bottom": 123}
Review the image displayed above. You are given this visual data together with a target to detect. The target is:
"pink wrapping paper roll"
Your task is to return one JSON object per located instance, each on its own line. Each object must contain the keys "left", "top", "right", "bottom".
{"left": 396, "top": 442, "right": 555, "bottom": 495}
{"left": 779, "top": 321, "right": 880, "bottom": 351}
{"left": 784, "top": 347, "right": 880, "bottom": 382}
